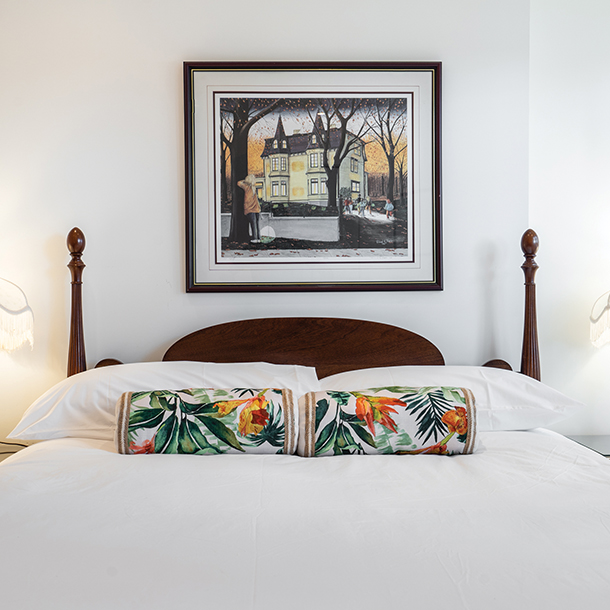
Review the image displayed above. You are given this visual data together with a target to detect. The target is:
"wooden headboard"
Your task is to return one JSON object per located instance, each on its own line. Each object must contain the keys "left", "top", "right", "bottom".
{"left": 162, "top": 318, "right": 444, "bottom": 379}
{"left": 65, "top": 229, "right": 541, "bottom": 380}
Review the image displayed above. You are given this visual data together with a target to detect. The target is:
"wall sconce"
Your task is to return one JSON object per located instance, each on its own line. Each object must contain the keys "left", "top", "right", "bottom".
{"left": 590, "top": 291, "right": 610, "bottom": 348}
{"left": 0, "top": 278, "right": 34, "bottom": 352}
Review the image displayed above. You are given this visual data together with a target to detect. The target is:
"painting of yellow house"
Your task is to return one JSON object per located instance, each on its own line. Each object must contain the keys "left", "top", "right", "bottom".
{"left": 258, "top": 115, "right": 368, "bottom": 209}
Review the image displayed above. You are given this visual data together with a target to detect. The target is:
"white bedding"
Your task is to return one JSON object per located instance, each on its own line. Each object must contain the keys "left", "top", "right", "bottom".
{"left": 2, "top": 430, "right": 610, "bottom": 609}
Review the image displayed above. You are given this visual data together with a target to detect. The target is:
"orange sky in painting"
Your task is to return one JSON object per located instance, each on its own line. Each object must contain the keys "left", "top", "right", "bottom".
{"left": 248, "top": 138, "right": 265, "bottom": 175}
{"left": 245, "top": 136, "right": 408, "bottom": 177}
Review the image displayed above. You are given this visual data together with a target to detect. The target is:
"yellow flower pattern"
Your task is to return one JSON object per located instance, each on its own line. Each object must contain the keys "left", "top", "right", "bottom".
{"left": 238, "top": 396, "right": 270, "bottom": 436}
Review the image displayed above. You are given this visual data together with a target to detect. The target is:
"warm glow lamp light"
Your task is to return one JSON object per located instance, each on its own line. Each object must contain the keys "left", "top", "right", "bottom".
{"left": 0, "top": 278, "right": 34, "bottom": 352}
{"left": 590, "top": 291, "right": 610, "bottom": 348}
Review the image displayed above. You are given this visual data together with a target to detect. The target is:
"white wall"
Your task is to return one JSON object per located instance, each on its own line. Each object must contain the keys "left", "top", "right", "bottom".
{"left": 0, "top": 0, "right": 530, "bottom": 437}
{"left": 530, "top": 0, "right": 610, "bottom": 434}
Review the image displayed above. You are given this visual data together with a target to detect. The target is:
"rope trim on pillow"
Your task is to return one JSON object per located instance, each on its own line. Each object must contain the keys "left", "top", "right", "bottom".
{"left": 116, "top": 391, "right": 132, "bottom": 455}
{"left": 462, "top": 387, "right": 477, "bottom": 455}
{"left": 282, "top": 388, "right": 296, "bottom": 455}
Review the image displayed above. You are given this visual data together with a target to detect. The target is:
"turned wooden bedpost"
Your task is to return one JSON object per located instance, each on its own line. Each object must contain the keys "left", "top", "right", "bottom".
{"left": 520, "top": 229, "right": 540, "bottom": 381}
{"left": 67, "top": 227, "right": 86, "bottom": 376}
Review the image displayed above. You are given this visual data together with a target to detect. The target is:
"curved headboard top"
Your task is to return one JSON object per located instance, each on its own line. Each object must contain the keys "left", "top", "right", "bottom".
{"left": 162, "top": 317, "right": 445, "bottom": 379}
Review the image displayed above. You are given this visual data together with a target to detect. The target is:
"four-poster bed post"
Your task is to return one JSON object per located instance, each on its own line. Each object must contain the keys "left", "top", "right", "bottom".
{"left": 520, "top": 229, "right": 541, "bottom": 381}
{"left": 66, "top": 227, "right": 86, "bottom": 377}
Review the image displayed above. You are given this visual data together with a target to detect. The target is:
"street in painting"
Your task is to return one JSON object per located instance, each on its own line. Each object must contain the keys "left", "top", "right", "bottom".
{"left": 218, "top": 95, "right": 413, "bottom": 262}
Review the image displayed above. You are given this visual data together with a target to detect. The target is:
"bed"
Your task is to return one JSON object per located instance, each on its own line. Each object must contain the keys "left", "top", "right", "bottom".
{"left": 2, "top": 229, "right": 609, "bottom": 609}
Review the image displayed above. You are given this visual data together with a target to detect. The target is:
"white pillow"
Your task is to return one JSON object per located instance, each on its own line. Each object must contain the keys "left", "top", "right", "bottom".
{"left": 319, "top": 366, "right": 584, "bottom": 431}
{"left": 9, "top": 361, "right": 321, "bottom": 441}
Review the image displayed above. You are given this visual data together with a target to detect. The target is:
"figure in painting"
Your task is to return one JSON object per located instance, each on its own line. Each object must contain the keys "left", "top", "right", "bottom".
{"left": 384, "top": 198, "right": 394, "bottom": 219}
{"left": 364, "top": 197, "right": 372, "bottom": 216}
{"left": 238, "top": 175, "right": 261, "bottom": 243}
{"left": 357, "top": 196, "right": 365, "bottom": 217}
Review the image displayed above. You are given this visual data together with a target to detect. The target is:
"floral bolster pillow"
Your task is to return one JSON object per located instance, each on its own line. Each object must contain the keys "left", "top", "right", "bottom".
{"left": 116, "top": 388, "right": 297, "bottom": 455}
{"left": 297, "top": 387, "right": 477, "bottom": 457}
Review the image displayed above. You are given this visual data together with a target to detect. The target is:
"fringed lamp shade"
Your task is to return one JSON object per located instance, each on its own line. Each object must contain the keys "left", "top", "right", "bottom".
{"left": 591, "top": 291, "right": 610, "bottom": 348}
{"left": 0, "top": 278, "right": 34, "bottom": 352}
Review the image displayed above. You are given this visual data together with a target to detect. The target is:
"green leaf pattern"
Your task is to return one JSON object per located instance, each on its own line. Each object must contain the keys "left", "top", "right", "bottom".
{"left": 117, "top": 386, "right": 476, "bottom": 458}
{"left": 302, "top": 387, "right": 476, "bottom": 457}
{"left": 117, "top": 388, "right": 296, "bottom": 455}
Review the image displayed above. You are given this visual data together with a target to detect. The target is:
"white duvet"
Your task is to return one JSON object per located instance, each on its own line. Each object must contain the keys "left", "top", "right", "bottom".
{"left": 1, "top": 429, "right": 610, "bottom": 609}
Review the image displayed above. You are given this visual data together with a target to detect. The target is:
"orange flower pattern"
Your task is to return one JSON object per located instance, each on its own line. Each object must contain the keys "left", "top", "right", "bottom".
{"left": 442, "top": 407, "right": 468, "bottom": 435}
{"left": 130, "top": 439, "right": 155, "bottom": 454}
{"left": 238, "top": 396, "right": 270, "bottom": 436}
{"left": 353, "top": 393, "right": 406, "bottom": 436}
{"left": 213, "top": 393, "right": 271, "bottom": 436}
{"left": 307, "top": 387, "right": 476, "bottom": 457}
{"left": 213, "top": 399, "right": 249, "bottom": 416}
{"left": 397, "top": 441, "right": 450, "bottom": 455}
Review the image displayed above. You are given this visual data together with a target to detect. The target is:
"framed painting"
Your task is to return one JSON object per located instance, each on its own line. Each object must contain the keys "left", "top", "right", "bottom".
{"left": 184, "top": 61, "right": 442, "bottom": 292}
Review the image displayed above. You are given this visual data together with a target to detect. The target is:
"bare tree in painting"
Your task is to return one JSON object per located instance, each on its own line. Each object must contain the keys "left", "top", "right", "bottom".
{"left": 219, "top": 136, "right": 230, "bottom": 210}
{"left": 220, "top": 98, "right": 282, "bottom": 242}
{"left": 366, "top": 99, "right": 409, "bottom": 203}
{"left": 396, "top": 155, "right": 408, "bottom": 206}
{"left": 308, "top": 99, "right": 372, "bottom": 210}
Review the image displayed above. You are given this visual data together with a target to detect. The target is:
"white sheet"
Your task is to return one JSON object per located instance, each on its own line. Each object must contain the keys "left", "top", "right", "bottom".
{"left": 1, "top": 430, "right": 609, "bottom": 609}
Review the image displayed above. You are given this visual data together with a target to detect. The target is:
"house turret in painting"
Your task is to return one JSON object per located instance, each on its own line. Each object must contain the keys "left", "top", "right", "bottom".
{"left": 260, "top": 115, "right": 368, "bottom": 209}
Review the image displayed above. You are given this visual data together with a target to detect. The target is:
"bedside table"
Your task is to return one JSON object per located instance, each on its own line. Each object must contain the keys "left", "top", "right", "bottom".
{"left": 567, "top": 435, "right": 610, "bottom": 457}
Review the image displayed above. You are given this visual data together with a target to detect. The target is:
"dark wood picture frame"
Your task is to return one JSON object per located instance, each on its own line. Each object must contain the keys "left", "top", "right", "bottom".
{"left": 184, "top": 61, "right": 442, "bottom": 293}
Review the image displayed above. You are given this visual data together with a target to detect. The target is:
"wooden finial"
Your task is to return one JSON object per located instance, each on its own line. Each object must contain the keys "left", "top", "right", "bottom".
{"left": 67, "top": 227, "right": 86, "bottom": 376}
{"left": 520, "top": 229, "right": 540, "bottom": 380}
{"left": 67, "top": 227, "right": 86, "bottom": 254}
{"left": 67, "top": 227, "right": 86, "bottom": 285}
{"left": 521, "top": 228, "right": 539, "bottom": 258}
